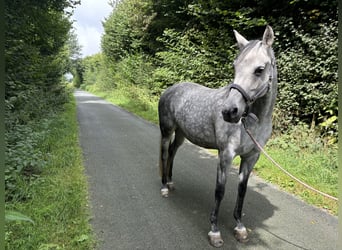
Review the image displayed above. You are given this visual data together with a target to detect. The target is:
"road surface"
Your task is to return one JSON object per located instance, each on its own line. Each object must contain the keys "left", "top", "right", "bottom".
{"left": 75, "top": 90, "right": 338, "bottom": 250}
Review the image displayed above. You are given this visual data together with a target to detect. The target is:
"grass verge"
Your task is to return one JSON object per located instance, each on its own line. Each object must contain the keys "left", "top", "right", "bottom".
{"left": 86, "top": 84, "right": 338, "bottom": 215}
{"left": 232, "top": 131, "right": 338, "bottom": 215}
{"left": 86, "top": 84, "right": 159, "bottom": 124}
{"left": 5, "top": 96, "right": 95, "bottom": 249}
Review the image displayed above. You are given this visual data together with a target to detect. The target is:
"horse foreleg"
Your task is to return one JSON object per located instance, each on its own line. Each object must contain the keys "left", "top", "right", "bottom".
{"left": 208, "top": 150, "right": 231, "bottom": 248}
{"left": 233, "top": 152, "right": 260, "bottom": 242}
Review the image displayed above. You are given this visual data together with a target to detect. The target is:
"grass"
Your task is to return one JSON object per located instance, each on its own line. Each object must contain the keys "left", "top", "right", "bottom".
{"left": 86, "top": 84, "right": 159, "bottom": 124}
{"left": 86, "top": 84, "right": 338, "bottom": 216}
{"left": 233, "top": 133, "right": 338, "bottom": 215}
{"left": 5, "top": 96, "right": 95, "bottom": 249}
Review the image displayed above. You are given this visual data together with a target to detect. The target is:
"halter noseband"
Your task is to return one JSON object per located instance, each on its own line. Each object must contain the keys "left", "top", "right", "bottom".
{"left": 228, "top": 73, "right": 272, "bottom": 117}
{"left": 228, "top": 83, "right": 270, "bottom": 106}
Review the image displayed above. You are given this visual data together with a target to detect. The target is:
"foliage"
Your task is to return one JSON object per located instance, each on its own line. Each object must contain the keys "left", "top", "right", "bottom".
{"left": 81, "top": 54, "right": 102, "bottom": 85}
{"left": 5, "top": 211, "right": 34, "bottom": 224}
{"left": 5, "top": 98, "right": 95, "bottom": 249}
{"left": 81, "top": 52, "right": 156, "bottom": 93}
{"left": 5, "top": 0, "right": 81, "bottom": 201}
{"left": 111, "top": 54, "right": 155, "bottom": 89}
{"left": 87, "top": 84, "right": 159, "bottom": 124}
{"left": 102, "top": 0, "right": 153, "bottom": 63}
{"left": 154, "top": 28, "right": 234, "bottom": 90}
{"left": 97, "top": 0, "right": 338, "bottom": 139}
{"left": 5, "top": 122, "right": 47, "bottom": 201}
{"left": 71, "top": 59, "right": 84, "bottom": 88}
{"left": 274, "top": 19, "right": 338, "bottom": 138}
{"left": 254, "top": 124, "right": 337, "bottom": 214}
{"left": 68, "top": 28, "right": 84, "bottom": 88}
{"left": 4, "top": 1, "right": 92, "bottom": 248}
{"left": 5, "top": 0, "right": 80, "bottom": 126}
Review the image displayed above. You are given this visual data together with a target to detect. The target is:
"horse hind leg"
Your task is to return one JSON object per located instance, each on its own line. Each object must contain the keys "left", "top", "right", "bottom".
{"left": 166, "top": 129, "right": 185, "bottom": 191}
{"left": 159, "top": 134, "right": 172, "bottom": 197}
{"left": 159, "top": 129, "right": 184, "bottom": 197}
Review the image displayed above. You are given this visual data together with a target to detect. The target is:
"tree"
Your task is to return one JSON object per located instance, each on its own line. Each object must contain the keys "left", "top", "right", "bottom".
{"left": 102, "top": 0, "right": 151, "bottom": 63}
{"left": 67, "top": 28, "right": 83, "bottom": 61}
{"left": 5, "top": 0, "right": 81, "bottom": 199}
{"left": 100, "top": 0, "right": 338, "bottom": 137}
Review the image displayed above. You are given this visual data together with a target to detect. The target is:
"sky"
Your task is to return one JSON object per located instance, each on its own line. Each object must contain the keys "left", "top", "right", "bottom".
{"left": 71, "top": 0, "right": 113, "bottom": 57}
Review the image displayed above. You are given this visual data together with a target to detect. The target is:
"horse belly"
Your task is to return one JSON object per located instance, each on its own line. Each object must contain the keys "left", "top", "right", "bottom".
{"left": 176, "top": 110, "right": 217, "bottom": 149}
{"left": 182, "top": 126, "right": 217, "bottom": 149}
{"left": 161, "top": 82, "right": 220, "bottom": 149}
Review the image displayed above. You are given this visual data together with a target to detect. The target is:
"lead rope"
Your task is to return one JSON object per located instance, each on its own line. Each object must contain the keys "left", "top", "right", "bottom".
{"left": 242, "top": 118, "right": 338, "bottom": 201}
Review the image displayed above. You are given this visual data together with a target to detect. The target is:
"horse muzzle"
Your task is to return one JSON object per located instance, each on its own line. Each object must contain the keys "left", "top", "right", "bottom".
{"left": 222, "top": 82, "right": 270, "bottom": 123}
{"left": 222, "top": 106, "right": 242, "bottom": 123}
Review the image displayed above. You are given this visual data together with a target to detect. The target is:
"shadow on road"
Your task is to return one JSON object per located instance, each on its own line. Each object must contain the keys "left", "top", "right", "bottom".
{"left": 76, "top": 90, "right": 336, "bottom": 250}
{"left": 161, "top": 143, "right": 285, "bottom": 249}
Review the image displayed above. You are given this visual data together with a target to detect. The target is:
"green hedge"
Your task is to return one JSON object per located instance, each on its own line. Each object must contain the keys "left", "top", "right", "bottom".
{"left": 87, "top": 0, "right": 338, "bottom": 139}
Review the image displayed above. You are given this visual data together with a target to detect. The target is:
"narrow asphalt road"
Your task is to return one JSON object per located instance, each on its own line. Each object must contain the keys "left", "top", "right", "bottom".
{"left": 75, "top": 90, "right": 337, "bottom": 250}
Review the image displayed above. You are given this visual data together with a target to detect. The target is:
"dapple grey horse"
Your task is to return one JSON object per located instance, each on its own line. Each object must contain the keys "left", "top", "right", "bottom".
{"left": 158, "top": 26, "right": 277, "bottom": 247}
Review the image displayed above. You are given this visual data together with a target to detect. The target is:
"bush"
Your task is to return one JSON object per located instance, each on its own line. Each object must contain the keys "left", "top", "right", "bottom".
{"left": 274, "top": 19, "right": 337, "bottom": 137}
{"left": 5, "top": 87, "right": 72, "bottom": 202}
{"left": 154, "top": 28, "right": 234, "bottom": 90}
{"left": 99, "top": 0, "right": 337, "bottom": 141}
{"left": 5, "top": 122, "right": 48, "bottom": 201}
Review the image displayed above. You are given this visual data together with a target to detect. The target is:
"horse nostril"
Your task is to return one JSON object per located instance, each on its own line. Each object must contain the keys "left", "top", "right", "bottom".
{"left": 230, "top": 107, "right": 238, "bottom": 115}
{"left": 222, "top": 107, "right": 240, "bottom": 123}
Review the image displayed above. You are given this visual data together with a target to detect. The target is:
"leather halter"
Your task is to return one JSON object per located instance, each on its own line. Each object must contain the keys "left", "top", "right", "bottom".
{"left": 228, "top": 68, "right": 273, "bottom": 118}
{"left": 228, "top": 83, "right": 270, "bottom": 106}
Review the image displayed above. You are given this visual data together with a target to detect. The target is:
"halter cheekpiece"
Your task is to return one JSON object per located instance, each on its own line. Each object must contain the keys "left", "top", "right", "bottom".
{"left": 228, "top": 64, "right": 273, "bottom": 118}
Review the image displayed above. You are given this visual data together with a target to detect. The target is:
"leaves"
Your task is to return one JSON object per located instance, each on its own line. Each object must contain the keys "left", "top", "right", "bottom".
{"left": 98, "top": 0, "right": 337, "bottom": 139}
{"left": 275, "top": 20, "right": 337, "bottom": 136}
{"left": 5, "top": 211, "right": 34, "bottom": 224}
{"left": 5, "top": 0, "right": 80, "bottom": 201}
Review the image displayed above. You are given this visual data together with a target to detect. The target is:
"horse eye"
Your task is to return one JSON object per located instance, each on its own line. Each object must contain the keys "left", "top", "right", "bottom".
{"left": 254, "top": 66, "right": 265, "bottom": 76}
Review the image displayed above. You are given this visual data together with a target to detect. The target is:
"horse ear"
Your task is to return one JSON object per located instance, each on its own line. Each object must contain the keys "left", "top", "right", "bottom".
{"left": 262, "top": 25, "right": 274, "bottom": 46}
{"left": 233, "top": 30, "right": 249, "bottom": 50}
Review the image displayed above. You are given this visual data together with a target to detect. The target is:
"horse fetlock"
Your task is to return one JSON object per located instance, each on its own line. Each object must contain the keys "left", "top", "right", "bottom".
{"left": 166, "top": 181, "right": 175, "bottom": 190}
{"left": 208, "top": 231, "right": 224, "bottom": 248}
{"left": 161, "top": 187, "right": 169, "bottom": 198}
{"left": 234, "top": 225, "right": 249, "bottom": 243}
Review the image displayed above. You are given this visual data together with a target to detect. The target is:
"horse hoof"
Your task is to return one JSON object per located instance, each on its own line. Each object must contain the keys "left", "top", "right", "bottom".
{"left": 234, "top": 226, "right": 249, "bottom": 243}
{"left": 208, "top": 231, "right": 224, "bottom": 248}
{"left": 167, "top": 182, "right": 175, "bottom": 191}
{"left": 161, "top": 188, "right": 169, "bottom": 198}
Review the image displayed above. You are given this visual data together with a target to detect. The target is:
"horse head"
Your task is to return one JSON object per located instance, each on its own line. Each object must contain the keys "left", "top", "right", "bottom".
{"left": 222, "top": 26, "right": 276, "bottom": 123}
